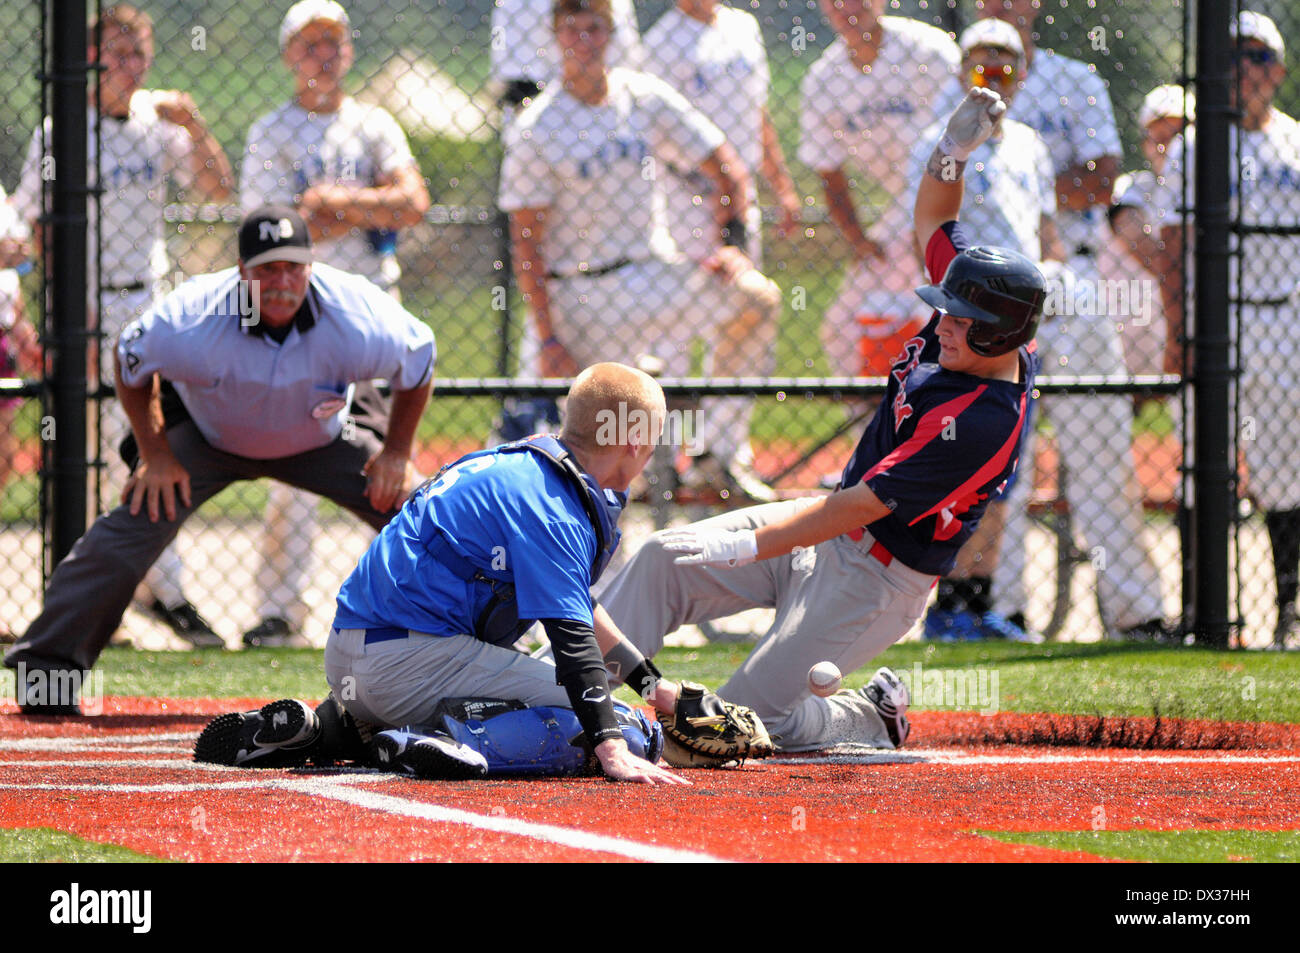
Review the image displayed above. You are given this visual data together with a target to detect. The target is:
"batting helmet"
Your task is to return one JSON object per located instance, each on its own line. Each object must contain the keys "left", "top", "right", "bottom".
{"left": 915, "top": 246, "right": 1046, "bottom": 357}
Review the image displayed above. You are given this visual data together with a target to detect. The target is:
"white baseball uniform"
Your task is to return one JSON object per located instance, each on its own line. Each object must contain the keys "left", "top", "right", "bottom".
{"left": 798, "top": 16, "right": 961, "bottom": 375}
{"left": 994, "top": 49, "right": 1165, "bottom": 630}
{"left": 1161, "top": 114, "right": 1300, "bottom": 511}
{"left": 12, "top": 89, "right": 198, "bottom": 607}
{"left": 240, "top": 95, "right": 421, "bottom": 628}
{"left": 641, "top": 4, "right": 766, "bottom": 263}
{"left": 493, "top": 0, "right": 644, "bottom": 389}
{"left": 499, "top": 66, "right": 767, "bottom": 463}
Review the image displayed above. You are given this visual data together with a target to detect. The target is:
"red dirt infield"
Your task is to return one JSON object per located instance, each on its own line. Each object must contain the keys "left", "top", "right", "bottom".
{"left": 3, "top": 698, "right": 1297, "bottom": 863}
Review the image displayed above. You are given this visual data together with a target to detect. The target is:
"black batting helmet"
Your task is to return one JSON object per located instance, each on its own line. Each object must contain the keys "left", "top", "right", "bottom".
{"left": 915, "top": 246, "right": 1046, "bottom": 357}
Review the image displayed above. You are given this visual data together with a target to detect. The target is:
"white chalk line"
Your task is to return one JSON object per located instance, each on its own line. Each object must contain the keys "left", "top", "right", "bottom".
{"left": 778, "top": 748, "right": 1300, "bottom": 766}
{"left": 0, "top": 743, "right": 728, "bottom": 863}
{"left": 276, "top": 776, "right": 728, "bottom": 864}
{"left": 0, "top": 732, "right": 194, "bottom": 752}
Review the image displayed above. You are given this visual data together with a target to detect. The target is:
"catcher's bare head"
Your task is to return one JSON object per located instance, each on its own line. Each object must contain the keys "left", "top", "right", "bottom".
{"left": 562, "top": 362, "right": 665, "bottom": 489}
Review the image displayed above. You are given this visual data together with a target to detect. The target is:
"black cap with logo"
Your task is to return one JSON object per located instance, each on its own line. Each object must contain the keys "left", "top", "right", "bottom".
{"left": 238, "top": 205, "right": 313, "bottom": 269}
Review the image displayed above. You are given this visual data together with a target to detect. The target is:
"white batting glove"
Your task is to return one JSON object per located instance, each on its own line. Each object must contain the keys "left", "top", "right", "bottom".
{"left": 661, "top": 527, "right": 758, "bottom": 569}
{"left": 938, "top": 87, "right": 1007, "bottom": 161}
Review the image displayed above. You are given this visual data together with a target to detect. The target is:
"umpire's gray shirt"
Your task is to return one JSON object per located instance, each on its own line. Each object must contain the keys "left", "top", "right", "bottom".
{"left": 117, "top": 262, "right": 435, "bottom": 459}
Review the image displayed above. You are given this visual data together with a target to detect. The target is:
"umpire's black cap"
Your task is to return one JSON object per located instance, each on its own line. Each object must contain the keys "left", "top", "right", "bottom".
{"left": 238, "top": 205, "right": 314, "bottom": 269}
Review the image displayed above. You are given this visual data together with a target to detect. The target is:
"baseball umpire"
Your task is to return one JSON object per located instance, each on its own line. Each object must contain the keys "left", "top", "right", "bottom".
{"left": 5, "top": 206, "right": 435, "bottom": 714}
{"left": 195, "top": 363, "right": 771, "bottom": 782}
{"left": 597, "top": 87, "right": 1045, "bottom": 752}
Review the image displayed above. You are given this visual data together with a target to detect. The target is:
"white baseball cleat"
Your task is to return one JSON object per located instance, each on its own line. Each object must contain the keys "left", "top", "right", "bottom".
{"left": 857, "top": 667, "right": 911, "bottom": 748}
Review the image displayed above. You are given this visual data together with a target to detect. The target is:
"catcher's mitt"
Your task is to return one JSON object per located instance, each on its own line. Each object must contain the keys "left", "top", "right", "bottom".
{"left": 658, "top": 682, "right": 774, "bottom": 768}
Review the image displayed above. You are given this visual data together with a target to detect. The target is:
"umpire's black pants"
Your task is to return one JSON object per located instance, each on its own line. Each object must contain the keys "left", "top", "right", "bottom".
{"left": 4, "top": 420, "right": 394, "bottom": 675}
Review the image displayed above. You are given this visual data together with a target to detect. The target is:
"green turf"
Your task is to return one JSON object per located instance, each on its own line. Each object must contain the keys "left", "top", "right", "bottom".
{"left": 0, "top": 827, "right": 170, "bottom": 863}
{"left": 34, "top": 640, "right": 1297, "bottom": 725}
{"left": 651, "top": 641, "right": 1300, "bottom": 723}
{"left": 979, "top": 829, "right": 1300, "bottom": 863}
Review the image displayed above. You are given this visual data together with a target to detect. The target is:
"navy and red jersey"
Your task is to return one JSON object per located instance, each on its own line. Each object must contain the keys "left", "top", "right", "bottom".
{"left": 839, "top": 221, "right": 1039, "bottom": 576}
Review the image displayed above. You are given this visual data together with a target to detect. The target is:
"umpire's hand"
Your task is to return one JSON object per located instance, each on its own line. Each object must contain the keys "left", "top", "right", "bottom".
{"left": 364, "top": 448, "right": 416, "bottom": 513}
{"left": 123, "top": 450, "right": 192, "bottom": 522}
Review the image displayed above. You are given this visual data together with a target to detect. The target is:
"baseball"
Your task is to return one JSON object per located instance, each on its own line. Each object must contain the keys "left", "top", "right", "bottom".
{"left": 808, "top": 661, "right": 843, "bottom": 697}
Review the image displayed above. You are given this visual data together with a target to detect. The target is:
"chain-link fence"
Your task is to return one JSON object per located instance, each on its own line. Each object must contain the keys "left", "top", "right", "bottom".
{"left": 1, "top": 0, "right": 1296, "bottom": 651}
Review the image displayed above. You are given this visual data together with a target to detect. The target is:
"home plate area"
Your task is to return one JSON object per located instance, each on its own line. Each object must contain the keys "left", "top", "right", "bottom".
{"left": 2, "top": 698, "right": 1298, "bottom": 863}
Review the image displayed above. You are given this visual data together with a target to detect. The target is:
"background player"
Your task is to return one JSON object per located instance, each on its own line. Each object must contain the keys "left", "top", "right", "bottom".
{"left": 1159, "top": 12, "right": 1300, "bottom": 649}
{"left": 598, "top": 87, "right": 1044, "bottom": 751}
{"left": 488, "top": 0, "right": 644, "bottom": 446}
{"left": 11, "top": 3, "right": 233, "bottom": 647}
{"left": 975, "top": 0, "right": 1167, "bottom": 640}
{"left": 499, "top": 0, "right": 782, "bottom": 501}
{"left": 0, "top": 191, "right": 39, "bottom": 645}
{"left": 4, "top": 207, "right": 435, "bottom": 713}
{"left": 800, "top": 0, "right": 960, "bottom": 381}
{"left": 239, "top": 0, "right": 432, "bottom": 647}
{"left": 640, "top": 0, "right": 801, "bottom": 494}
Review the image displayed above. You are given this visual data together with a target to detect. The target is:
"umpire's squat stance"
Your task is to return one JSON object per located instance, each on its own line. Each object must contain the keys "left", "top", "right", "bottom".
{"left": 598, "top": 87, "right": 1045, "bottom": 752}
{"left": 6, "top": 206, "right": 435, "bottom": 714}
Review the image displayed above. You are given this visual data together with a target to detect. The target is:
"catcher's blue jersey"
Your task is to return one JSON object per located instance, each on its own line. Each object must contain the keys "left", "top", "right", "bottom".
{"left": 333, "top": 446, "right": 600, "bottom": 636}
{"left": 839, "top": 221, "right": 1038, "bottom": 576}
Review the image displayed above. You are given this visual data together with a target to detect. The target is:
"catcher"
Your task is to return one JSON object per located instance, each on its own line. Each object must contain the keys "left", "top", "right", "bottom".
{"left": 195, "top": 362, "right": 771, "bottom": 780}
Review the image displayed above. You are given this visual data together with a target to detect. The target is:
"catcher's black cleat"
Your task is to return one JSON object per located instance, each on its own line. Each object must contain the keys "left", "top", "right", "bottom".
{"left": 373, "top": 727, "right": 488, "bottom": 780}
{"left": 254, "top": 698, "right": 320, "bottom": 748}
{"left": 193, "top": 700, "right": 319, "bottom": 768}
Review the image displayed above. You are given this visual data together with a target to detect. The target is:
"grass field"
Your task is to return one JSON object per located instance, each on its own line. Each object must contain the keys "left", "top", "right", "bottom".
{"left": 3, "top": 640, "right": 1298, "bottom": 865}
{"left": 67, "top": 640, "right": 1300, "bottom": 724}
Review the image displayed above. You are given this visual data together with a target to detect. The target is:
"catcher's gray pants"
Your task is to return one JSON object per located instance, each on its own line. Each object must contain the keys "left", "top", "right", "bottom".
{"left": 325, "top": 628, "right": 570, "bottom": 728}
{"left": 600, "top": 500, "right": 937, "bottom": 749}
{"left": 4, "top": 420, "right": 393, "bottom": 674}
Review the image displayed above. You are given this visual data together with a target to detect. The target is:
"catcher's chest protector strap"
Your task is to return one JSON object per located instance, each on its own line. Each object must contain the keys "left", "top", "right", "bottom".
{"left": 433, "top": 698, "right": 662, "bottom": 777}
{"left": 494, "top": 435, "right": 626, "bottom": 583}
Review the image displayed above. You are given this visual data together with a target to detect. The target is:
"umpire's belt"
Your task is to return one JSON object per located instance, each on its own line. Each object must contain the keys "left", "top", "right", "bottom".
{"left": 546, "top": 257, "right": 634, "bottom": 280}
{"left": 103, "top": 280, "right": 147, "bottom": 293}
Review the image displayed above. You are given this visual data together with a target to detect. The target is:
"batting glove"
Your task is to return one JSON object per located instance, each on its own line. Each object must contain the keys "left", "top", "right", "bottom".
{"left": 661, "top": 528, "right": 758, "bottom": 569}
{"left": 938, "top": 87, "right": 1007, "bottom": 161}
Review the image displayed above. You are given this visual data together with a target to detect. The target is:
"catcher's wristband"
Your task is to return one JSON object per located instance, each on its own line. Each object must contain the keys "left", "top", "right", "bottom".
{"left": 626, "top": 657, "right": 663, "bottom": 702}
{"left": 603, "top": 639, "right": 662, "bottom": 699}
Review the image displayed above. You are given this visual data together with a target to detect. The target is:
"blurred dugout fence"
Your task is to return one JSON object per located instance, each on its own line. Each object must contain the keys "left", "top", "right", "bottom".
{"left": 1, "top": 0, "right": 1296, "bottom": 649}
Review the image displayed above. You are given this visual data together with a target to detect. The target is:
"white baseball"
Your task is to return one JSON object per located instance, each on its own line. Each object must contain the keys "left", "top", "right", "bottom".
{"left": 808, "top": 661, "right": 843, "bottom": 697}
